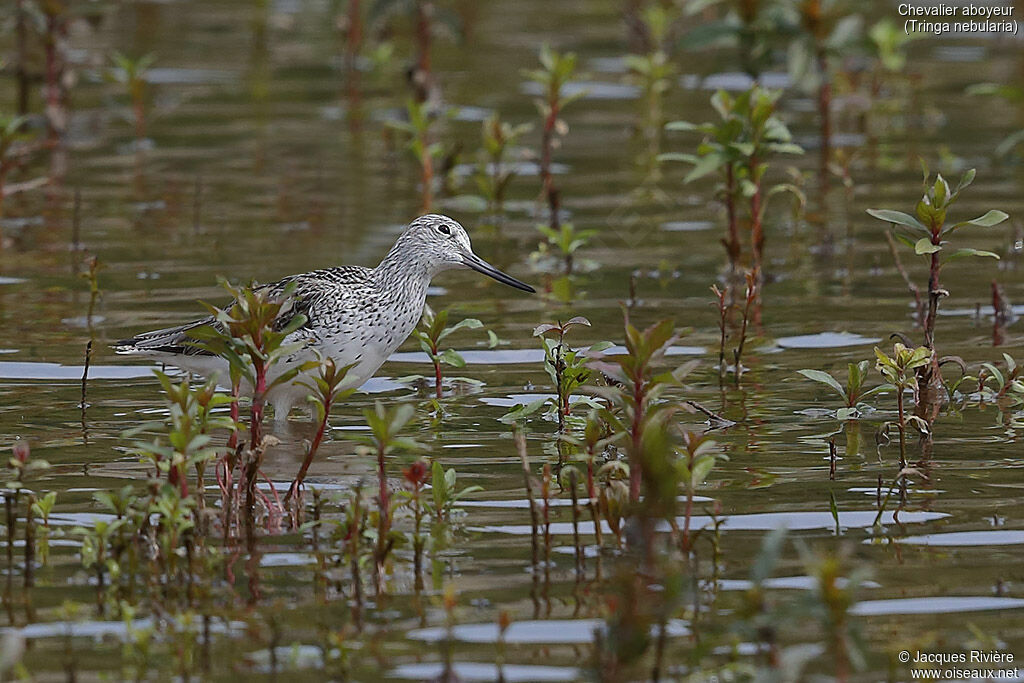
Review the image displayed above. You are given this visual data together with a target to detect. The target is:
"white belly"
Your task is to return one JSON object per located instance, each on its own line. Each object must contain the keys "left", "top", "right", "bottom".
{"left": 138, "top": 308, "right": 421, "bottom": 419}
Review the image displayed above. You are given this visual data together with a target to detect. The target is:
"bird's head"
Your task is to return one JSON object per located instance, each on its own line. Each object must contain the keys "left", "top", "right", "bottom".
{"left": 398, "top": 214, "right": 535, "bottom": 292}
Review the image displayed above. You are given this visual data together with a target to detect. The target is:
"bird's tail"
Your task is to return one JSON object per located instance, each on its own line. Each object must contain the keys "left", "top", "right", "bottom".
{"left": 113, "top": 317, "right": 215, "bottom": 356}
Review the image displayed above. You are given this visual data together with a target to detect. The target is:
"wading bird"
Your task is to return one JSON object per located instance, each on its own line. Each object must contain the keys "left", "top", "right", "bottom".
{"left": 115, "top": 214, "right": 535, "bottom": 418}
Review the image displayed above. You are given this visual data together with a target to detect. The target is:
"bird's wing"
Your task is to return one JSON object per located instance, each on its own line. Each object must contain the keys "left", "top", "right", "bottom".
{"left": 113, "top": 266, "right": 373, "bottom": 357}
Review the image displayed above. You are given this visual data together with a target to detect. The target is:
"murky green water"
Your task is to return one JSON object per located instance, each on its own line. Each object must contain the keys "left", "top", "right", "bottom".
{"left": 1, "top": 0, "right": 1024, "bottom": 679}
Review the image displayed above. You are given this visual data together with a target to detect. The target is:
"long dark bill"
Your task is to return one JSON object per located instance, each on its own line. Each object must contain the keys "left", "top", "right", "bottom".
{"left": 462, "top": 253, "right": 536, "bottom": 293}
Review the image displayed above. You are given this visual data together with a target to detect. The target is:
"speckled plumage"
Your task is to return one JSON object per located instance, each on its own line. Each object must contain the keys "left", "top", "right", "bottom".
{"left": 114, "top": 214, "right": 535, "bottom": 418}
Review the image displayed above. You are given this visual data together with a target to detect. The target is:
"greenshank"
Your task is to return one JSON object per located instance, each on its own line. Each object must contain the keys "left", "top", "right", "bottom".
{"left": 115, "top": 214, "right": 535, "bottom": 417}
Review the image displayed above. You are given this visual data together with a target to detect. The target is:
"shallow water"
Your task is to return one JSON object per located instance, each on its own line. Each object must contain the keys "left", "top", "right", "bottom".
{"left": 1, "top": 0, "right": 1023, "bottom": 679}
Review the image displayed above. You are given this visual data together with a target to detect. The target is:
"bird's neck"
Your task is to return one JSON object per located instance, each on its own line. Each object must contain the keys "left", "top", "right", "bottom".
{"left": 373, "top": 247, "right": 433, "bottom": 305}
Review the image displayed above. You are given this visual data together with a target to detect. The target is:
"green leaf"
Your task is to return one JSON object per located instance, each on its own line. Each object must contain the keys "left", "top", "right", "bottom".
{"left": 949, "top": 209, "right": 1009, "bottom": 232}
{"left": 796, "top": 369, "right": 847, "bottom": 400}
{"left": 890, "top": 231, "right": 916, "bottom": 250}
{"left": 914, "top": 237, "right": 941, "bottom": 254}
{"left": 941, "top": 248, "right": 999, "bottom": 264}
{"left": 691, "top": 455, "right": 715, "bottom": 485}
{"left": 440, "top": 348, "right": 466, "bottom": 368}
{"left": 866, "top": 209, "right": 928, "bottom": 233}
{"left": 684, "top": 153, "right": 725, "bottom": 183}
{"left": 664, "top": 120, "right": 698, "bottom": 132}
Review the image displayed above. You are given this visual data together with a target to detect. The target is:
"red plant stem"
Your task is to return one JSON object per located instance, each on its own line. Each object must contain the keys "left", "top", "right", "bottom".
{"left": 15, "top": 0, "right": 29, "bottom": 115}
{"left": 133, "top": 97, "right": 146, "bottom": 140}
{"left": 924, "top": 248, "right": 941, "bottom": 349}
{"left": 288, "top": 401, "right": 332, "bottom": 502}
{"left": 376, "top": 444, "right": 390, "bottom": 590}
{"left": 432, "top": 347, "right": 443, "bottom": 399}
{"left": 540, "top": 98, "right": 560, "bottom": 231}
{"left": 586, "top": 458, "right": 602, "bottom": 547}
{"left": 682, "top": 465, "right": 694, "bottom": 553}
{"left": 216, "top": 458, "right": 230, "bottom": 499}
{"left": 629, "top": 377, "right": 644, "bottom": 503}
{"left": 415, "top": 1, "right": 432, "bottom": 77}
{"left": 724, "top": 165, "right": 740, "bottom": 268}
{"left": 245, "top": 349, "right": 267, "bottom": 532}
{"left": 715, "top": 288, "right": 728, "bottom": 381}
{"left": 817, "top": 50, "right": 831, "bottom": 197}
{"left": 346, "top": 0, "right": 363, "bottom": 74}
{"left": 749, "top": 158, "right": 764, "bottom": 278}
{"left": 258, "top": 468, "right": 283, "bottom": 531}
{"left": 412, "top": 484, "right": 424, "bottom": 590}
{"left": 896, "top": 389, "right": 907, "bottom": 469}
{"left": 377, "top": 446, "right": 389, "bottom": 515}
{"left": 44, "top": 13, "right": 61, "bottom": 139}
{"left": 227, "top": 381, "right": 240, "bottom": 450}
{"left": 168, "top": 459, "right": 188, "bottom": 498}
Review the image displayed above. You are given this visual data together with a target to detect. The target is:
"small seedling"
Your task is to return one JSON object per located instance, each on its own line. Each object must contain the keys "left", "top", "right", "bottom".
{"left": 624, "top": 6, "right": 677, "bottom": 163}
{"left": 868, "top": 166, "right": 1008, "bottom": 351}
{"left": 0, "top": 113, "right": 46, "bottom": 224}
{"left": 679, "top": 0, "right": 788, "bottom": 79}
{"left": 387, "top": 99, "right": 447, "bottom": 211}
{"left": 475, "top": 114, "right": 531, "bottom": 213}
{"left": 411, "top": 303, "right": 485, "bottom": 399}
{"left": 978, "top": 354, "right": 1024, "bottom": 407}
{"left": 532, "top": 222, "right": 598, "bottom": 276}
{"left": 287, "top": 357, "right": 355, "bottom": 503}
{"left": 797, "top": 360, "right": 889, "bottom": 419}
{"left": 107, "top": 52, "right": 156, "bottom": 141}
{"left": 662, "top": 87, "right": 803, "bottom": 274}
{"left": 523, "top": 45, "right": 584, "bottom": 232}
{"left": 357, "top": 401, "right": 421, "bottom": 594}
{"left": 787, "top": 0, "right": 863, "bottom": 192}
{"left": 430, "top": 459, "right": 482, "bottom": 523}
{"left": 30, "top": 491, "right": 57, "bottom": 567}
{"left": 500, "top": 317, "right": 610, "bottom": 432}
{"left": 874, "top": 343, "right": 932, "bottom": 467}
{"left": 676, "top": 430, "right": 723, "bottom": 552}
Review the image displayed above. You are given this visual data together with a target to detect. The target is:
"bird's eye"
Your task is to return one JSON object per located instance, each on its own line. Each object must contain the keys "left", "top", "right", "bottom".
{"left": 438, "top": 224, "right": 451, "bottom": 235}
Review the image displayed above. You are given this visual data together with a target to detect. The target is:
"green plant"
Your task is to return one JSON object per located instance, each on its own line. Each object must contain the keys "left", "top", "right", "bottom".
{"left": 867, "top": 167, "right": 1007, "bottom": 352}
{"left": 190, "top": 280, "right": 314, "bottom": 531}
{"left": 663, "top": 87, "right": 803, "bottom": 274}
{"left": 874, "top": 343, "right": 932, "bottom": 467}
{"left": 532, "top": 222, "right": 598, "bottom": 276}
{"left": 107, "top": 52, "right": 156, "bottom": 140}
{"left": 797, "top": 360, "right": 889, "bottom": 419}
{"left": 76, "top": 517, "right": 126, "bottom": 614}
{"left": 787, "top": 0, "right": 863, "bottom": 191}
{"left": 797, "top": 545, "right": 868, "bottom": 680}
{"left": 30, "top": 491, "right": 57, "bottom": 567}
{"left": 676, "top": 430, "right": 723, "bottom": 552}
{"left": 680, "top": 0, "right": 790, "bottom": 79}
{"left": 624, "top": 6, "right": 677, "bottom": 162}
{"left": 357, "top": 402, "right": 421, "bottom": 594}
{"left": 287, "top": 357, "right": 355, "bottom": 502}
{"left": 868, "top": 19, "right": 913, "bottom": 73}
{"left": 126, "top": 373, "right": 232, "bottom": 498}
{"left": 411, "top": 303, "right": 486, "bottom": 399}
{"left": 398, "top": 458, "right": 430, "bottom": 589}
{"left": 387, "top": 98, "right": 447, "bottom": 211}
{"left": 500, "top": 317, "right": 610, "bottom": 433}
{"left": 0, "top": 113, "right": 45, "bottom": 226}
{"left": 978, "top": 354, "right": 1024, "bottom": 407}
{"left": 475, "top": 114, "right": 531, "bottom": 212}
{"left": 430, "top": 459, "right": 482, "bottom": 524}
{"left": 589, "top": 313, "right": 697, "bottom": 566}
{"left": 523, "top": 45, "right": 583, "bottom": 234}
